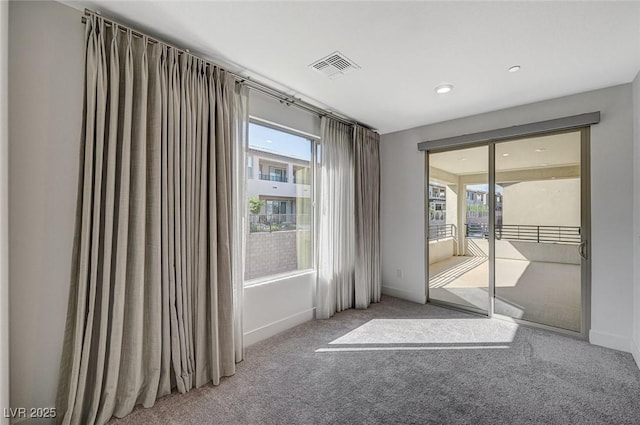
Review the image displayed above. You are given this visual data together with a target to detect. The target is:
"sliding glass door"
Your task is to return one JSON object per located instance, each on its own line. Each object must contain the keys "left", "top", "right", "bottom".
{"left": 426, "top": 129, "right": 589, "bottom": 336}
{"left": 493, "top": 133, "right": 584, "bottom": 332}
{"left": 427, "top": 145, "right": 489, "bottom": 314}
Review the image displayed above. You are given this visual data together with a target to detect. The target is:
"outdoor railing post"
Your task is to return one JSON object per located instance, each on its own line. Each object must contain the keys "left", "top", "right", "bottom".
{"left": 537, "top": 226, "right": 540, "bottom": 243}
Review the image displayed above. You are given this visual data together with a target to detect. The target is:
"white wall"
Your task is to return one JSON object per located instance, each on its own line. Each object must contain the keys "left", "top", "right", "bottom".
{"left": 0, "top": 1, "right": 9, "bottom": 423}
{"left": 632, "top": 71, "right": 640, "bottom": 367}
{"left": 471, "top": 240, "right": 580, "bottom": 265}
{"left": 246, "top": 177, "right": 302, "bottom": 198}
{"left": 502, "top": 178, "right": 581, "bottom": 227}
{"left": 243, "top": 272, "right": 316, "bottom": 346}
{"left": 249, "top": 90, "right": 321, "bottom": 138}
{"left": 381, "top": 84, "right": 635, "bottom": 352}
{"left": 428, "top": 239, "right": 455, "bottom": 265}
{"left": 9, "top": 2, "right": 84, "bottom": 423}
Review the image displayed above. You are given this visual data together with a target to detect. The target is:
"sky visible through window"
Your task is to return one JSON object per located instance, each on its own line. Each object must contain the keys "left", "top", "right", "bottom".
{"left": 249, "top": 122, "right": 311, "bottom": 161}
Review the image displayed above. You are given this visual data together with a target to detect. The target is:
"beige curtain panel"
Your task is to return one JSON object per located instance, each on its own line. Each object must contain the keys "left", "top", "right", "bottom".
{"left": 316, "top": 117, "right": 355, "bottom": 319}
{"left": 316, "top": 119, "right": 381, "bottom": 319}
{"left": 353, "top": 126, "right": 381, "bottom": 309}
{"left": 56, "top": 17, "right": 245, "bottom": 425}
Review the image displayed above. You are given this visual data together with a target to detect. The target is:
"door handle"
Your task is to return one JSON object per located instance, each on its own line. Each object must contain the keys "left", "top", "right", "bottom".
{"left": 578, "top": 241, "right": 588, "bottom": 260}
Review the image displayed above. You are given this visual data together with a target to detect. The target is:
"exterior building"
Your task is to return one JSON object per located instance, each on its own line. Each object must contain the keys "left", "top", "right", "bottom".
{"left": 466, "top": 187, "right": 503, "bottom": 226}
{"left": 246, "top": 145, "right": 312, "bottom": 227}
{"left": 245, "top": 145, "right": 313, "bottom": 280}
{"left": 428, "top": 183, "right": 503, "bottom": 227}
{"left": 428, "top": 184, "right": 447, "bottom": 224}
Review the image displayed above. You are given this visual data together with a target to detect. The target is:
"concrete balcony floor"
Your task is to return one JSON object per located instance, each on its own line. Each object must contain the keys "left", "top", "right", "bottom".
{"left": 429, "top": 255, "right": 581, "bottom": 332}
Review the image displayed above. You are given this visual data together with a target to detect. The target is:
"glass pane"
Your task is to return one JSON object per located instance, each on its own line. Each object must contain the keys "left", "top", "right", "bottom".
{"left": 494, "top": 131, "right": 582, "bottom": 331}
{"left": 245, "top": 123, "right": 313, "bottom": 281}
{"left": 428, "top": 146, "right": 489, "bottom": 313}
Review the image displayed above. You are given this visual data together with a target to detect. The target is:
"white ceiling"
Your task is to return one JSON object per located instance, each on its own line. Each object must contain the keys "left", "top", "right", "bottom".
{"left": 60, "top": 1, "right": 640, "bottom": 134}
{"left": 430, "top": 131, "right": 580, "bottom": 175}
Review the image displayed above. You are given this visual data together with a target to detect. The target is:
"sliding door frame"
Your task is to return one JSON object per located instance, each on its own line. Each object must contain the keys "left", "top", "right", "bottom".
{"left": 424, "top": 142, "right": 490, "bottom": 317}
{"left": 424, "top": 126, "right": 592, "bottom": 340}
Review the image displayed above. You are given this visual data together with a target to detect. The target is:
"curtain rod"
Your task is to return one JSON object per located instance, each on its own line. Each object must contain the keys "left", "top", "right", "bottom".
{"left": 80, "top": 9, "right": 376, "bottom": 132}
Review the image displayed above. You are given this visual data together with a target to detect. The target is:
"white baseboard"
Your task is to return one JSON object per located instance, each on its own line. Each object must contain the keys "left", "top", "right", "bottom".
{"left": 632, "top": 338, "right": 640, "bottom": 370}
{"left": 381, "top": 285, "right": 426, "bottom": 305}
{"left": 243, "top": 308, "right": 315, "bottom": 347}
{"left": 589, "top": 329, "right": 631, "bottom": 353}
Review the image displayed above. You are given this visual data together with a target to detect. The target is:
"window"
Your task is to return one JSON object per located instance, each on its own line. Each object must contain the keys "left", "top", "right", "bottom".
{"left": 245, "top": 122, "right": 315, "bottom": 282}
{"left": 265, "top": 199, "right": 289, "bottom": 215}
{"left": 268, "top": 166, "right": 287, "bottom": 182}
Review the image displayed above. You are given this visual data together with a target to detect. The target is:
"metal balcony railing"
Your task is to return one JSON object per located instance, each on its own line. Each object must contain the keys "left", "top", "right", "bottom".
{"left": 259, "top": 173, "right": 288, "bottom": 183}
{"left": 496, "top": 224, "right": 581, "bottom": 244}
{"left": 249, "top": 213, "right": 311, "bottom": 233}
{"left": 428, "top": 224, "right": 457, "bottom": 241}
{"left": 465, "top": 223, "right": 489, "bottom": 238}
{"left": 464, "top": 223, "right": 581, "bottom": 244}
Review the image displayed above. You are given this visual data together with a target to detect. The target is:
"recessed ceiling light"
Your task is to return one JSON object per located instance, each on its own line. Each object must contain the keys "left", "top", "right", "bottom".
{"left": 459, "top": 157, "right": 467, "bottom": 161}
{"left": 502, "top": 153, "right": 510, "bottom": 157}
{"left": 508, "top": 65, "right": 521, "bottom": 73}
{"left": 266, "top": 139, "right": 273, "bottom": 143}
{"left": 535, "top": 148, "right": 546, "bottom": 153}
{"left": 435, "top": 84, "right": 453, "bottom": 94}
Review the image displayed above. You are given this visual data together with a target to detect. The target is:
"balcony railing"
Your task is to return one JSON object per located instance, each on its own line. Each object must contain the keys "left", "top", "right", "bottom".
{"left": 465, "top": 223, "right": 581, "bottom": 244}
{"left": 465, "top": 223, "right": 489, "bottom": 238}
{"left": 497, "top": 224, "right": 581, "bottom": 244}
{"left": 428, "top": 224, "right": 457, "bottom": 241}
{"left": 249, "top": 213, "right": 310, "bottom": 233}
{"left": 258, "top": 173, "right": 288, "bottom": 183}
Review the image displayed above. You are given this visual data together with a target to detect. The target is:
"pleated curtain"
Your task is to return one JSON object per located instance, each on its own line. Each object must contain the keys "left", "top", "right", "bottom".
{"left": 316, "top": 117, "right": 355, "bottom": 319}
{"left": 56, "top": 16, "right": 246, "bottom": 425}
{"left": 353, "top": 125, "right": 381, "bottom": 308}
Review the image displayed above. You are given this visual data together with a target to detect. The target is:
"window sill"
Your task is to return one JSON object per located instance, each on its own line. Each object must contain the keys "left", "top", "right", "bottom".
{"left": 244, "top": 269, "right": 316, "bottom": 288}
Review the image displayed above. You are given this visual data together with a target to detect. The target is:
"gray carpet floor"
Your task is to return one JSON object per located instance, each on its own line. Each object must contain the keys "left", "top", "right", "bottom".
{"left": 110, "top": 296, "right": 640, "bottom": 425}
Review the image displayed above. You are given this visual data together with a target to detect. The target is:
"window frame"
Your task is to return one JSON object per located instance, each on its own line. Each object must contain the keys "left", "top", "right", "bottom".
{"left": 244, "top": 117, "right": 320, "bottom": 286}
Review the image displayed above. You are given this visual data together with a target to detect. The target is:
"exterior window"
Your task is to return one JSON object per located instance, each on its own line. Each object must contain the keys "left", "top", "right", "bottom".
{"left": 245, "top": 122, "right": 314, "bottom": 282}
{"left": 267, "top": 166, "right": 287, "bottom": 182}
{"left": 428, "top": 184, "right": 447, "bottom": 225}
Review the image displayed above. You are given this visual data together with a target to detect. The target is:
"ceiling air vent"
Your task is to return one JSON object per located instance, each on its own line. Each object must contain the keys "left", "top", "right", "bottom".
{"left": 309, "top": 51, "right": 360, "bottom": 79}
